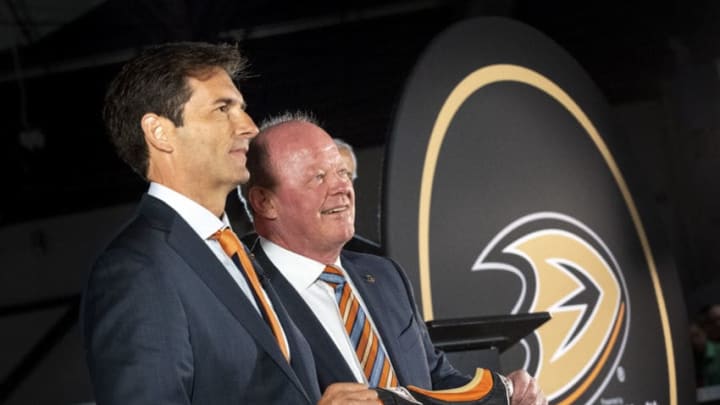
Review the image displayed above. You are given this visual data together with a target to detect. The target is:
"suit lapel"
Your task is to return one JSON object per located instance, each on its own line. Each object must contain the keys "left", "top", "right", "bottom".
{"left": 141, "top": 197, "right": 311, "bottom": 403}
{"left": 258, "top": 268, "right": 321, "bottom": 401}
{"left": 252, "top": 246, "right": 356, "bottom": 389}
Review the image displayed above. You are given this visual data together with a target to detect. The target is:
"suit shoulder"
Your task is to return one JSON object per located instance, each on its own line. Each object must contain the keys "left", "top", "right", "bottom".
{"left": 341, "top": 249, "right": 391, "bottom": 265}
{"left": 90, "top": 210, "right": 184, "bottom": 283}
{"left": 341, "top": 250, "right": 407, "bottom": 280}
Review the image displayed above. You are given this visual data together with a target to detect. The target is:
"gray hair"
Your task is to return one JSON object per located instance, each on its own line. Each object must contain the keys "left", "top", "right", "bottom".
{"left": 259, "top": 110, "right": 320, "bottom": 131}
{"left": 333, "top": 138, "right": 358, "bottom": 180}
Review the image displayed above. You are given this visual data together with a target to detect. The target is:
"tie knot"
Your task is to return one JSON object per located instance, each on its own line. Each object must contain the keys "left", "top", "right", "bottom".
{"left": 318, "top": 265, "right": 346, "bottom": 288}
{"left": 212, "top": 227, "right": 242, "bottom": 258}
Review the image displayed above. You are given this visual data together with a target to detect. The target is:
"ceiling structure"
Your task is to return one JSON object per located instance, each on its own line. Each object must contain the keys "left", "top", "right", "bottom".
{"left": 0, "top": 0, "right": 717, "bottom": 229}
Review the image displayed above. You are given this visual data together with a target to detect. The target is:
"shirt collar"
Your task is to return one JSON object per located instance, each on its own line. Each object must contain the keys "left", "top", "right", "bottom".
{"left": 260, "top": 237, "right": 343, "bottom": 291}
{"left": 148, "top": 182, "right": 229, "bottom": 240}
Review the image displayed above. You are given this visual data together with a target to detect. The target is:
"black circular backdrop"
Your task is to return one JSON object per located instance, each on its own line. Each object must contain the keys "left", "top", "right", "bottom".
{"left": 383, "top": 16, "right": 693, "bottom": 405}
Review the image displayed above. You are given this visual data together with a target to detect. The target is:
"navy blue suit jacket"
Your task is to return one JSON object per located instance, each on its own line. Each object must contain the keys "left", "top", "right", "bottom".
{"left": 81, "top": 195, "right": 321, "bottom": 404}
{"left": 247, "top": 239, "right": 471, "bottom": 392}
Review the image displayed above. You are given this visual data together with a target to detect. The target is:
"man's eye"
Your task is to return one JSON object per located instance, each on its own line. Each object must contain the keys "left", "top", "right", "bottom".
{"left": 218, "top": 105, "right": 229, "bottom": 113}
{"left": 315, "top": 173, "right": 326, "bottom": 181}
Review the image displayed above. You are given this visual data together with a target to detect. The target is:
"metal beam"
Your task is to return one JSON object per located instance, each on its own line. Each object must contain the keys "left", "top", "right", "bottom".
{"left": 0, "top": 0, "right": 444, "bottom": 83}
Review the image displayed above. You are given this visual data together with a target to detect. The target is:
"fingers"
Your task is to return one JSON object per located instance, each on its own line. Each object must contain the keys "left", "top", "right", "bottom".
{"left": 318, "top": 383, "right": 382, "bottom": 405}
{"left": 507, "top": 369, "right": 531, "bottom": 400}
{"left": 507, "top": 369, "right": 547, "bottom": 405}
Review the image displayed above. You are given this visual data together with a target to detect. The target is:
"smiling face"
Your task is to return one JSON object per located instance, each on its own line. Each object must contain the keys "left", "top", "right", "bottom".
{"left": 258, "top": 121, "right": 355, "bottom": 263}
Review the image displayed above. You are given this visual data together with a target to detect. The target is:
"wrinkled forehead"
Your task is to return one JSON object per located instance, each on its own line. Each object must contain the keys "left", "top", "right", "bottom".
{"left": 266, "top": 121, "right": 342, "bottom": 170}
{"left": 270, "top": 121, "right": 332, "bottom": 148}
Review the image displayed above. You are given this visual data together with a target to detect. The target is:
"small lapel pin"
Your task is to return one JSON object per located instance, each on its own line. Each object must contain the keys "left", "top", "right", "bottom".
{"left": 364, "top": 274, "right": 375, "bottom": 283}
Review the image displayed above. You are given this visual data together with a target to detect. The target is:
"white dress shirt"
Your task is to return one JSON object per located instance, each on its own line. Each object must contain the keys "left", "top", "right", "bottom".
{"left": 260, "top": 237, "right": 395, "bottom": 383}
{"left": 148, "top": 183, "right": 291, "bottom": 357}
{"left": 148, "top": 183, "right": 259, "bottom": 310}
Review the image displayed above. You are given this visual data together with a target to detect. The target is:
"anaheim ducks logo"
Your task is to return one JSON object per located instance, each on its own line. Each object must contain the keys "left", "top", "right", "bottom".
{"left": 473, "top": 212, "right": 630, "bottom": 404}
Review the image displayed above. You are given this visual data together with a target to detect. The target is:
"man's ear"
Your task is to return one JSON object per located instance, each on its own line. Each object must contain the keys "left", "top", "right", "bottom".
{"left": 248, "top": 187, "right": 278, "bottom": 220}
{"left": 141, "top": 113, "right": 173, "bottom": 153}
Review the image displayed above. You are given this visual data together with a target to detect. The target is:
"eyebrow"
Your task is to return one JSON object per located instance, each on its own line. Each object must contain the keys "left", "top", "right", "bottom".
{"left": 214, "top": 97, "right": 247, "bottom": 110}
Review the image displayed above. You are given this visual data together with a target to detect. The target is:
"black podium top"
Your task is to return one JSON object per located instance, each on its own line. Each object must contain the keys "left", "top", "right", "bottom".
{"left": 426, "top": 312, "right": 551, "bottom": 353}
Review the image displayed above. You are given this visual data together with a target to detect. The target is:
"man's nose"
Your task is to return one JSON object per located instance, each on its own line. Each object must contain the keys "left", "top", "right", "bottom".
{"left": 234, "top": 111, "right": 259, "bottom": 138}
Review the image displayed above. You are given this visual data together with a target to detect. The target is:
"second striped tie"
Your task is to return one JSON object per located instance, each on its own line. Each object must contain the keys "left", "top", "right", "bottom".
{"left": 319, "top": 265, "right": 398, "bottom": 388}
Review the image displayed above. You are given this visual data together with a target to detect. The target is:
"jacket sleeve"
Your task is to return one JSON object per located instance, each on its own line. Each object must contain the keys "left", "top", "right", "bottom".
{"left": 81, "top": 247, "right": 193, "bottom": 404}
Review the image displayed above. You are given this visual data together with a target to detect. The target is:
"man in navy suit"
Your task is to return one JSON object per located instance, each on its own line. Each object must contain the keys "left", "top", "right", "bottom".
{"left": 243, "top": 112, "right": 547, "bottom": 404}
{"left": 80, "top": 43, "right": 380, "bottom": 404}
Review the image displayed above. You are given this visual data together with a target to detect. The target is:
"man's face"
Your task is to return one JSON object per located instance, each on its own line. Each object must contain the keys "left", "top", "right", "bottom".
{"left": 172, "top": 68, "right": 258, "bottom": 194}
{"left": 266, "top": 122, "right": 355, "bottom": 259}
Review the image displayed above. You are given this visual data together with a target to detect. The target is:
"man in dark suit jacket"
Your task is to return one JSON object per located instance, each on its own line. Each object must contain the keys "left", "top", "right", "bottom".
{"left": 243, "top": 112, "right": 547, "bottom": 404}
{"left": 81, "top": 43, "right": 379, "bottom": 404}
{"left": 246, "top": 235, "right": 469, "bottom": 391}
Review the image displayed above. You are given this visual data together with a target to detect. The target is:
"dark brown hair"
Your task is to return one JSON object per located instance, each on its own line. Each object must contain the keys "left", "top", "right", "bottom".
{"left": 102, "top": 42, "right": 248, "bottom": 179}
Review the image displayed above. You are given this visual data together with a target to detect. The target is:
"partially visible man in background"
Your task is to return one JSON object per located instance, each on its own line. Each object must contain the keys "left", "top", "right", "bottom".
{"left": 332, "top": 136, "right": 382, "bottom": 254}
{"left": 334, "top": 138, "right": 358, "bottom": 181}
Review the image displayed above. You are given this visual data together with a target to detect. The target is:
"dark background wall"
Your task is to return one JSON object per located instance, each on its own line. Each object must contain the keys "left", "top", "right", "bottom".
{"left": 0, "top": 0, "right": 719, "bottom": 403}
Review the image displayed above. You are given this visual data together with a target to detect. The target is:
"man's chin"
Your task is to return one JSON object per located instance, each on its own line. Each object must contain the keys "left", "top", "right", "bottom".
{"left": 328, "top": 229, "right": 351, "bottom": 243}
{"left": 235, "top": 172, "right": 250, "bottom": 185}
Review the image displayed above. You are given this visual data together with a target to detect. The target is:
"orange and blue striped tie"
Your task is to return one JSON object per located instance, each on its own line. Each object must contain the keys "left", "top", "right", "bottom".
{"left": 213, "top": 227, "right": 290, "bottom": 361}
{"left": 319, "top": 265, "right": 398, "bottom": 388}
